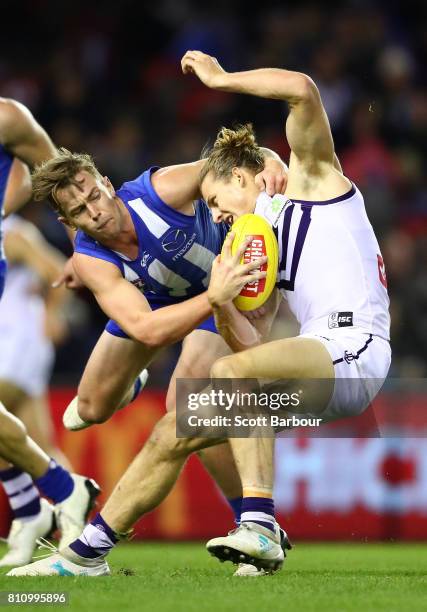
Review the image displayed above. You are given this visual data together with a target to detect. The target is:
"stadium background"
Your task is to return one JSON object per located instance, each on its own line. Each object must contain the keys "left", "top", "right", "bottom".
{"left": 0, "top": 0, "right": 426, "bottom": 540}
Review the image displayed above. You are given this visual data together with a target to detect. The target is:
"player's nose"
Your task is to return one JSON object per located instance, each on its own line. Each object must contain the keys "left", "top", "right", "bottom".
{"left": 87, "top": 203, "right": 100, "bottom": 219}
{"left": 211, "top": 209, "right": 223, "bottom": 223}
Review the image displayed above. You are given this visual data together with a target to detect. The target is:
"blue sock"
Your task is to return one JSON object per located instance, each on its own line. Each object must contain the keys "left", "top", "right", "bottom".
{"left": 70, "top": 513, "right": 118, "bottom": 559}
{"left": 35, "top": 459, "right": 74, "bottom": 503}
{"left": 227, "top": 496, "right": 242, "bottom": 525}
{"left": 240, "top": 496, "right": 275, "bottom": 532}
{"left": 0, "top": 467, "right": 41, "bottom": 520}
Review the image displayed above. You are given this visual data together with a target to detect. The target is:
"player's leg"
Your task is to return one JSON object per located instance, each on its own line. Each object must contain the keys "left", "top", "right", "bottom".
{"left": 0, "top": 404, "right": 52, "bottom": 477}
{"left": 0, "top": 405, "right": 99, "bottom": 566}
{"left": 70, "top": 329, "right": 242, "bottom": 516}
{"left": 165, "top": 329, "right": 242, "bottom": 512}
{"left": 206, "top": 336, "right": 334, "bottom": 570}
{"left": 63, "top": 330, "right": 156, "bottom": 430}
{"left": 6, "top": 338, "right": 330, "bottom": 576}
{"left": 11, "top": 393, "right": 72, "bottom": 470}
{"left": 7, "top": 410, "right": 218, "bottom": 575}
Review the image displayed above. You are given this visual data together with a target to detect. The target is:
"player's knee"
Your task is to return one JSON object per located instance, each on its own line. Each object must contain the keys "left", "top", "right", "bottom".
{"left": 76, "top": 393, "right": 111, "bottom": 424}
{"left": 149, "top": 412, "right": 192, "bottom": 460}
{"left": 210, "top": 356, "right": 241, "bottom": 379}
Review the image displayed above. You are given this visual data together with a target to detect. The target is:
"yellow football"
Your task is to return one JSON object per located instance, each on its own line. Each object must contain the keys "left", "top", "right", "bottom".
{"left": 222, "top": 213, "right": 279, "bottom": 311}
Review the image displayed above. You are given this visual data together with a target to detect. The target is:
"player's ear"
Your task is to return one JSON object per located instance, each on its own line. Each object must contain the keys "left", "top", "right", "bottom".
{"left": 231, "top": 166, "right": 245, "bottom": 187}
{"left": 103, "top": 175, "right": 115, "bottom": 195}
{"left": 58, "top": 215, "right": 76, "bottom": 230}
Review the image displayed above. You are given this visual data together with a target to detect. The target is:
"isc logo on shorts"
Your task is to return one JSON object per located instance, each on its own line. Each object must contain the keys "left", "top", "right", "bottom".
{"left": 328, "top": 311, "right": 353, "bottom": 329}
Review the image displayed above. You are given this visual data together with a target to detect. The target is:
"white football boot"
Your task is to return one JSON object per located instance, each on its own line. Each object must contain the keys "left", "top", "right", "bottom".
{"left": 207, "top": 521, "right": 285, "bottom": 572}
{"left": 63, "top": 369, "right": 149, "bottom": 431}
{"left": 233, "top": 527, "right": 292, "bottom": 576}
{"left": 0, "top": 499, "right": 55, "bottom": 567}
{"left": 55, "top": 474, "right": 101, "bottom": 548}
{"left": 7, "top": 542, "right": 110, "bottom": 576}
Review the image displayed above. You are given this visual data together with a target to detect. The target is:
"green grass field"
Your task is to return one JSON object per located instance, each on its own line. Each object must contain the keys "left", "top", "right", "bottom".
{"left": 0, "top": 542, "right": 426, "bottom": 612}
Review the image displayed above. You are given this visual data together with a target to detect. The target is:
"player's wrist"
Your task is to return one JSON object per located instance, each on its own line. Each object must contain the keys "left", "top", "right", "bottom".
{"left": 210, "top": 71, "right": 231, "bottom": 90}
{"left": 208, "top": 292, "right": 231, "bottom": 309}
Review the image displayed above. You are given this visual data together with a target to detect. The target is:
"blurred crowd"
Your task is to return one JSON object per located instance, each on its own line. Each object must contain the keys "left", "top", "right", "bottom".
{"left": 1, "top": 0, "right": 426, "bottom": 384}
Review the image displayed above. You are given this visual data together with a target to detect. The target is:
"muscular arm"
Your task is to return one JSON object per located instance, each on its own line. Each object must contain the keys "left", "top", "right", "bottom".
{"left": 0, "top": 99, "right": 56, "bottom": 167}
{"left": 181, "top": 52, "right": 344, "bottom": 177}
{"left": 4, "top": 221, "right": 66, "bottom": 283}
{"left": 212, "top": 290, "right": 280, "bottom": 353}
{"left": 72, "top": 253, "right": 212, "bottom": 348}
{"left": 0, "top": 98, "right": 57, "bottom": 215}
{"left": 151, "top": 150, "right": 287, "bottom": 211}
{"left": 4, "top": 221, "right": 69, "bottom": 338}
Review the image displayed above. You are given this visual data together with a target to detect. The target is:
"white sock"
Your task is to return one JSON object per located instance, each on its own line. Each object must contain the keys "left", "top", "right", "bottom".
{"left": 62, "top": 397, "right": 89, "bottom": 431}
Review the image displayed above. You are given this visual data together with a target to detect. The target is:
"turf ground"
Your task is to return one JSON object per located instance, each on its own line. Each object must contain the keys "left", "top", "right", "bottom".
{"left": 0, "top": 542, "right": 426, "bottom": 612}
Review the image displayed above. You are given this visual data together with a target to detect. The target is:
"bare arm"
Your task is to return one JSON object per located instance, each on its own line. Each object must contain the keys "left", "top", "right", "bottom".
{"left": 151, "top": 160, "right": 205, "bottom": 211}
{"left": 212, "top": 290, "right": 281, "bottom": 353}
{"left": 72, "top": 253, "right": 213, "bottom": 348}
{"left": 0, "top": 99, "right": 57, "bottom": 215}
{"left": 4, "top": 221, "right": 69, "bottom": 342}
{"left": 151, "top": 150, "right": 287, "bottom": 211}
{"left": 206, "top": 232, "right": 270, "bottom": 351}
{"left": 0, "top": 99, "right": 56, "bottom": 168}
{"left": 4, "top": 223, "right": 66, "bottom": 283}
{"left": 72, "top": 231, "right": 267, "bottom": 348}
{"left": 181, "top": 52, "right": 335, "bottom": 168}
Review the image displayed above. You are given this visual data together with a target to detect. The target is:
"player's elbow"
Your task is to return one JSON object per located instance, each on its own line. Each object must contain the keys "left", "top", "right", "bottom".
{"left": 291, "top": 73, "right": 319, "bottom": 103}
{"left": 134, "top": 322, "right": 166, "bottom": 348}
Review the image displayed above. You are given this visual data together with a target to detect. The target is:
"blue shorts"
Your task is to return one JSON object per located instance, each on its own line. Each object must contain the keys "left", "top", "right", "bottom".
{"left": 105, "top": 296, "right": 218, "bottom": 339}
{"left": 0, "top": 259, "right": 7, "bottom": 300}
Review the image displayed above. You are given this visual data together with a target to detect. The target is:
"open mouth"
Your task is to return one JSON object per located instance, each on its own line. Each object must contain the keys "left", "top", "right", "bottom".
{"left": 225, "top": 214, "right": 234, "bottom": 225}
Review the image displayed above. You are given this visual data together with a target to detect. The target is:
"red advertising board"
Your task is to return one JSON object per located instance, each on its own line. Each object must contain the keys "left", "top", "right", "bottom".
{"left": 1, "top": 389, "right": 426, "bottom": 540}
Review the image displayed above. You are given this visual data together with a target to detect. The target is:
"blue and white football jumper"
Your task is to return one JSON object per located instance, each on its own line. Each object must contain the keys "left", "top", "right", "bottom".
{"left": 74, "top": 167, "right": 228, "bottom": 336}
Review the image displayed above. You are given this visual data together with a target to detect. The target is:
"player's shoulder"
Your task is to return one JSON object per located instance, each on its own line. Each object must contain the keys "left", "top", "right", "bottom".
{"left": 75, "top": 229, "right": 108, "bottom": 254}
{"left": 74, "top": 230, "right": 124, "bottom": 272}
{"left": 0, "top": 98, "right": 34, "bottom": 141}
{"left": 117, "top": 166, "right": 159, "bottom": 204}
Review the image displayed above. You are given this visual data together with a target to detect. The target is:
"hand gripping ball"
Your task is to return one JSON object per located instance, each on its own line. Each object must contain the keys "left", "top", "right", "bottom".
{"left": 222, "top": 213, "right": 279, "bottom": 311}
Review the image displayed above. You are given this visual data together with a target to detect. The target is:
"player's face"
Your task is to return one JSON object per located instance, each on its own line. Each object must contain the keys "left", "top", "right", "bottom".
{"left": 56, "top": 171, "right": 123, "bottom": 239}
{"left": 201, "top": 168, "right": 258, "bottom": 225}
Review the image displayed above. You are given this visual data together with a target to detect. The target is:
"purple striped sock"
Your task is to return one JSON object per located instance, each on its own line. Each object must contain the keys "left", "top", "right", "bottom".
{"left": 240, "top": 496, "right": 275, "bottom": 532}
{"left": 0, "top": 467, "right": 41, "bottom": 520}
{"left": 69, "top": 513, "right": 118, "bottom": 559}
{"left": 35, "top": 459, "right": 74, "bottom": 503}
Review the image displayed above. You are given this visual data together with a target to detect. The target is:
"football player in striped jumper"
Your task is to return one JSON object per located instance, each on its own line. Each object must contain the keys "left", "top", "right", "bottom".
{"left": 182, "top": 51, "right": 391, "bottom": 571}
{"left": 0, "top": 99, "right": 100, "bottom": 567}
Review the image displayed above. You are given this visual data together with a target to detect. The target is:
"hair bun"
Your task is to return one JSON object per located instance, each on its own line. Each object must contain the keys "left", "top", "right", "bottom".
{"left": 214, "top": 124, "right": 256, "bottom": 150}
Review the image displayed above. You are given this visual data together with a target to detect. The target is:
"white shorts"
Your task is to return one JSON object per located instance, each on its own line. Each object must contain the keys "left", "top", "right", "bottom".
{"left": 300, "top": 329, "right": 391, "bottom": 420}
{"left": 0, "top": 327, "right": 54, "bottom": 397}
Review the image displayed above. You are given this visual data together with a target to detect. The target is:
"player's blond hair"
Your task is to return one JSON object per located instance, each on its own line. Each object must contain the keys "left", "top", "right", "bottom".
{"left": 32, "top": 147, "right": 102, "bottom": 216}
{"left": 200, "top": 124, "right": 264, "bottom": 184}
